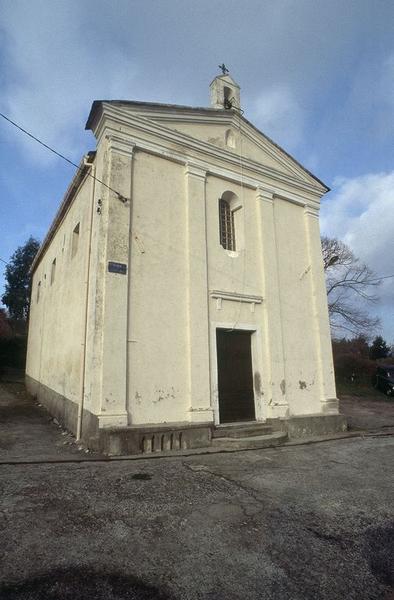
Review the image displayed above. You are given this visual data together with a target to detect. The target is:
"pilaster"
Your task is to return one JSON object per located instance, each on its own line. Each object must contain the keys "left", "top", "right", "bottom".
{"left": 185, "top": 163, "right": 213, "bottom": 423}
{"left": 304, "top": 206, "right": 338, "bottom": 414}
{"left": 256, "top": 188, "right": 289, "bottom": 418}
{"left": 97, "top": 137, "right": 135, "bottom": 427}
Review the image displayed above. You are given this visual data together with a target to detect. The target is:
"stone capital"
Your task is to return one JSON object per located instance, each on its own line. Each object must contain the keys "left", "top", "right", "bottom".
{"left": 184, "top": 162, "right": 207, "bottom": 181}
{"left": 256, "top": 188, "right": 274, "bottom": 203}
{"left": 106, "top": 134, "right": 136, "bottom": 158}
{"left": 304, "top": 204, "right": 320, "bottom": 218}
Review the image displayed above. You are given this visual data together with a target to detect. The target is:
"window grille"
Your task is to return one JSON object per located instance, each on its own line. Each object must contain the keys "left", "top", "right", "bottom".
{"left": 219, "top": 198, "right": 236, "bottom": 251}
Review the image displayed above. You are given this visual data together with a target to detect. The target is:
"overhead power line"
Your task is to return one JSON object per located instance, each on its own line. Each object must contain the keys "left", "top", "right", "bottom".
{"left": 1, "top": 113, "right": 394, "bottom": 285}
{"left": 0, "top": 111, "right": 127, "bottom": 202}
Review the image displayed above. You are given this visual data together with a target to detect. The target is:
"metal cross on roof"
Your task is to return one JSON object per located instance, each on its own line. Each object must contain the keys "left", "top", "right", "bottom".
{"left": 218, "top": 63, "right": 229, "bottom": 75}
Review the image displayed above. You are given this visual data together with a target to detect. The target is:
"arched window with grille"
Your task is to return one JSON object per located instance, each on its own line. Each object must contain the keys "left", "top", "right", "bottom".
{"left": 219, "top": 197, "right": 236, "bottom": 251}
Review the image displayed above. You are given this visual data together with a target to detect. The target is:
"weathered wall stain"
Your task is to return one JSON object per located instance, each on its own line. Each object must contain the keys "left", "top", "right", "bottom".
{"left": 207, "top": 136, "right": 224, "bottom": 147}
{"left": 253, "top": 372, "right": 263, "bottom": 396}
{"left": 153, "top": 387, "right": 176, "bottom": 404}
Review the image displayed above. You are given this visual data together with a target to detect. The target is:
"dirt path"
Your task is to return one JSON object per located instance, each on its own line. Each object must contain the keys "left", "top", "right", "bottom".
{"left": 0, "top": 382, "right": 90, "bottom": 461}
{"left": 339, "top": 395, "right": 394, "bottom": 431}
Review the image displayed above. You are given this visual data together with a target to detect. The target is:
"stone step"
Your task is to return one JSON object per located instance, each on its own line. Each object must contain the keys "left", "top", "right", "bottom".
{"left": 212, "top": 422, "right": 274, "bottom": 439}
{"left": 211, "top": 431, "right": 288, "bottom": 450}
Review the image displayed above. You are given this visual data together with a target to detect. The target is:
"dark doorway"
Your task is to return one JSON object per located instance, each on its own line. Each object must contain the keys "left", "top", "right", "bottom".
{"left": 216, "top": 329, "right": 255, "bottom": 423}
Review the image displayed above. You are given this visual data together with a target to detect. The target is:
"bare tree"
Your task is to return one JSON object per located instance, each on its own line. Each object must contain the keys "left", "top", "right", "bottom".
{"left": 321, "top": 236, "right": 380, "bottom": 337}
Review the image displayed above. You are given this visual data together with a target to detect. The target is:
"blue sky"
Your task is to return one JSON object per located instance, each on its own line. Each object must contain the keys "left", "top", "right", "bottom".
{"left": 1, "top": 0, "right": 393, "bottom": 341}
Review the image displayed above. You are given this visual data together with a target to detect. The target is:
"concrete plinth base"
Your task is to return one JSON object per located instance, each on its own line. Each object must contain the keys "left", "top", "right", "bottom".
{"left": 25, "top": 375, "right": 78, "bottom": 435}
{"left": 94, "top": 422, "right": 213, "bottom": 456}
{"left": 25, "top": 377, "right": 348, "bottom": 455}
{"left": 268, "top": 413, "right": 347, "bottom": 439}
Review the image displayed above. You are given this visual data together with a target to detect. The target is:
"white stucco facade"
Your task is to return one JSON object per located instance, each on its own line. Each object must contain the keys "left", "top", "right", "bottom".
{"left": 26, "top": 74, "right": 342, "bottom": 452}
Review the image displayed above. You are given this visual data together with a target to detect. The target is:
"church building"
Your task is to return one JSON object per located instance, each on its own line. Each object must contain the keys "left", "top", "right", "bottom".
{"left": 26, "top": 70, "right": 346, "bottom": 454}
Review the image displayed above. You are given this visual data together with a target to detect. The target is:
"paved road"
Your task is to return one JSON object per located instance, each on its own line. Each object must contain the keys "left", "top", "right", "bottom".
{"left": 0, "top": 382, "right": 393, "bottom": 599}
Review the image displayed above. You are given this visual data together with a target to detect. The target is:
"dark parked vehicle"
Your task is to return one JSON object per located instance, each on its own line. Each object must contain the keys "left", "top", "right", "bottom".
{"left": 372, "top": 365, "right": 394, "bottom": 396}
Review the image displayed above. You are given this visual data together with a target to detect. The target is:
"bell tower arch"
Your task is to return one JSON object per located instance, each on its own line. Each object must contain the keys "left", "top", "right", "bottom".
{"left": 210, "top": 71, "right": 241, "bottom": 110}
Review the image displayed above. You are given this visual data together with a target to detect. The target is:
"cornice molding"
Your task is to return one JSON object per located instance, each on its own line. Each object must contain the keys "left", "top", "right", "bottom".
{"left": 101, "top": 131, "right": 322, "bottom": 218}
{"left": 148, "top": 113, "right": 235, "bottom": 127}
{"left": 102, "top": 126, "right": 321, "bottom": 213}
{"left": 274, "top": 192, "right": 307, "bottom": 208}
{"left": 210, "top": 290, "right": 263, "bottom": 304}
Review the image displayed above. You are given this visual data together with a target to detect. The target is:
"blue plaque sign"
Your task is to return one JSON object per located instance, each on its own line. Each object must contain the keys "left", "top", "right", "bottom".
{"left": 108, "top": 261, "right": 127, "bottom": 275}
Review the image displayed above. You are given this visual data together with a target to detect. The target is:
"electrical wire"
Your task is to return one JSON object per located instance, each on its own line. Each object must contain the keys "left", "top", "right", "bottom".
{"left": 0, "top": 112, "right": 127, "bottom": 202}
{"left": 1, "top": 111, "right": 394, "bottom": 289}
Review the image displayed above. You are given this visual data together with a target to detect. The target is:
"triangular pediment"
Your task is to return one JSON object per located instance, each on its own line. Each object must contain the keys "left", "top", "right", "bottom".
{"left": 86, "top": 100, "right": 327, "bottom": 191}
{"left": 154, "top": 119, "right": 300, "bottom": 175}
{"left": 146, "top": 112, "right": 323, "bottom": 188}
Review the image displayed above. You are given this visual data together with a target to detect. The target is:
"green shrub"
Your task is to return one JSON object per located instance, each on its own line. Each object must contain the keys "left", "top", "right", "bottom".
{"left": 334, "top": 353, "right": 376, "bottom": 385}
{"left": 0, "top": 336, "right": 27, "bottom": 370}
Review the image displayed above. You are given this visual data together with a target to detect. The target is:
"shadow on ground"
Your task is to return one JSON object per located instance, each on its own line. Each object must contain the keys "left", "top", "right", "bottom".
{"left": 0, "top": 568, "right": 173, "bottom": 600}
{"left": 365, "top": 523, "right": 394, "bottom": 589}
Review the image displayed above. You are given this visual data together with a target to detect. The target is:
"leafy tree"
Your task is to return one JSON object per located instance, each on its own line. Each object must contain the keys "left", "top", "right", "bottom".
{"left": 369, "top": 335, "right": 390, "bottom": 360}
{"left": 1, "top": 237, "right": 40, "bottom": 321}
{"left": 332, "top": 336, "right": 370, "bottom": 359}
{"left": 321, "top": 236, "right": 380, "bottom": 337}
{"left": 0, "top": 309, "right": 12, "bottom": 339}
{"left": 331, "top": 336, "right": 377, "bottom": 386}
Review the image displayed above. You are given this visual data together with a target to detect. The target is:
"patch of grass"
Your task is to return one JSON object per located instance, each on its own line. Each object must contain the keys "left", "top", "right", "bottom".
{"left": 336, "top": 380, "right": 391, "bottom": 400}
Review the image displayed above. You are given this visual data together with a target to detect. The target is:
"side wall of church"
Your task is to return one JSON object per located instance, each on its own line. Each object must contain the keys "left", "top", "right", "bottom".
{"left": 26, "top": 174, "right": 94, "bottom": 434}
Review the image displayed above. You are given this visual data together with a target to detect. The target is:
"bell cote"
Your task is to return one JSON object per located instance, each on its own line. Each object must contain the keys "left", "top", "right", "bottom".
{"left": 210, "top": 73, "right": 241, "bottom": 110}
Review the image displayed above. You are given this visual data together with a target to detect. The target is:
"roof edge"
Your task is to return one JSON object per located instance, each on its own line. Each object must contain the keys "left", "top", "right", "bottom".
{"left": 85, "top": 100, "right": 228, "bottom": 131}
{"left": 30, "top": 151, "right": 96, "bottom": 275}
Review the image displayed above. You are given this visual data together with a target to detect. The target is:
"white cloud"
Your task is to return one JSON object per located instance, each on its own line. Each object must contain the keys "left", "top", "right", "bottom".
{"left": 321, "top": 171, "right": 394, "bottom": 340}
{"left": 250, "top": 85, "right": 304, "bottom": 150}
{"left": 0, "top": 2, "right": 141, "bottom": 165}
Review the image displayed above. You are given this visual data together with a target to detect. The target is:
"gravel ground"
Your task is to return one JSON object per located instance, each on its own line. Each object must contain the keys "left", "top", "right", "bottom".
{"left": 0, "top": 381, "right": 393, "bottom": 599}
